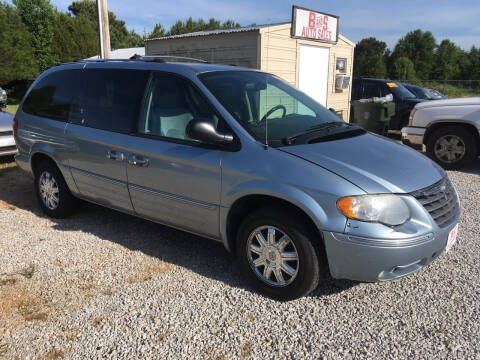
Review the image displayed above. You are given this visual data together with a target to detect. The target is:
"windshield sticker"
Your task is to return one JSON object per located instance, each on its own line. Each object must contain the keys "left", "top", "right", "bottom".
{"left": 386, "top": 82, "right": 398, "bottom": 88}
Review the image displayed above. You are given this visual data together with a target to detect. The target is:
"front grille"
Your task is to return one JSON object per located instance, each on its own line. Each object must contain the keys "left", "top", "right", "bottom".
{"left": 0, "top": 130, "right": 13, "bottom": 136}
{"left": 410, "top": 177, "right": 459, "bottom": 227}
{"left": 0, "top": 145, "right": 16, "bottom": 152}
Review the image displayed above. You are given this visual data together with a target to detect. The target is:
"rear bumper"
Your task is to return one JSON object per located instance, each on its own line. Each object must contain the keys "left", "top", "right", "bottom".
{"left": 0, "top": 146, "right": 17, "bottom": 156}
{"left": 323, "top": 217, "right": 459, "bottom": 282}
{"left": 0, "top": 135, "right": 17, "bottom": 156}
{"left": 401, "top": 126, "right": 425, "bottom": 150}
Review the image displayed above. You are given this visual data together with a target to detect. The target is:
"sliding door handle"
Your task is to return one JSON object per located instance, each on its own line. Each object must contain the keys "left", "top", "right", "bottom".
{"left": 128, "top": 154, "right": 149, "bottom": 167}
{"left": 106, "top": 150, "right": 125, "bottom": 161}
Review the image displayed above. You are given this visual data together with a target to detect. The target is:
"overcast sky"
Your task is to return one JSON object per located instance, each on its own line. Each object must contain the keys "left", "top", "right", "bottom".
{"left": 23, "top": 0, "right": 480, "bottom": 50}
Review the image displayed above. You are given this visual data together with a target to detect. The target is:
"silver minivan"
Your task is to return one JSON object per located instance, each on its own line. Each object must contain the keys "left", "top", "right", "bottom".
{"left": 14, "top": 58, "right": 460, "bottom": 300}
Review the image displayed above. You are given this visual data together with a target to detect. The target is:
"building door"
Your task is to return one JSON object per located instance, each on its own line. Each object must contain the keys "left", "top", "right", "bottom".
{"left": 298, "top": 44, "right": 330, "bottom": 106}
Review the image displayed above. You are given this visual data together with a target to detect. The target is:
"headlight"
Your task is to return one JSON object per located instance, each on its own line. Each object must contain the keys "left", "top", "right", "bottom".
{"left": 408, "top": 109, "right": 417, "bottom": 126}
{"left": 337, "top": 194, "right": 410, "bottom": 226}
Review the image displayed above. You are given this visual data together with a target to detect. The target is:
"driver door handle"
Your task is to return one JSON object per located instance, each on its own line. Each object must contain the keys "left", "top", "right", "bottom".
{"left": 128, "top": 154, "right": 149, "bottom": 167}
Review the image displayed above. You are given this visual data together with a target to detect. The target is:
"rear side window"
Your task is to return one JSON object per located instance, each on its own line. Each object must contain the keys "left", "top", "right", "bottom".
{"left": 364, "top": 81, "right": 390, "bottom": 98}
{"left": 22, "top": 70, "right": 81, "bottom": 121}
{"left": 81, "top": 69, "right": 149, "bottom": 134}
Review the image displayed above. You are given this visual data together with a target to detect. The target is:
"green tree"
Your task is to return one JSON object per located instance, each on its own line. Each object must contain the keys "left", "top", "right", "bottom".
{"left": 390, "top": 29, "right": 436, "bottom": 79}
{"left": 68, "top": 0, "right": 142, "bottom": 49}
{"left": 52, "top": 11, "right": 98, "bottom": 63}
{"left": 147, "top": 23, "right": 166, "bottom": 39}
{"left": 13, "top": 0, "right": 56, "bottom": 71}
{"left": 0, "top": 2, "right": 38, "bottom": 84}
{"left": 391, "top": 56, "right": 417, "bottom": 80}
{"left": 353, "top": 37, "right": 387, "bottom": 78}
{"left": 167, "top": 17, "right": 240, "bottom": 36}
{"left": 467, "top": 46, "right": 480, "bottom": 80}
{"left": 433, "top": 40, "right": 462, "bottom": 80}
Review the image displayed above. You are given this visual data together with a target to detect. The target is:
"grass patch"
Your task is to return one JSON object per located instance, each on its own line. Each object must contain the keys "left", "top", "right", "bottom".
{"left": 0, "top": 158, "right": 17, "bottom": 179}
{"left": 19, "top": 265, "right": 35, "bottom": 279}
{"left": 4, "top": 98, "right": 19, "bottom": 115}
{"left": 0, "top": 160, "right": 16, "bottom": 170}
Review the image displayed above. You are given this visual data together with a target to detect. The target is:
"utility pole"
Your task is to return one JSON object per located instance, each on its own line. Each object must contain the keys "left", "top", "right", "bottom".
{"left": 96, "top": 0, "right": 111, "bottom": 59}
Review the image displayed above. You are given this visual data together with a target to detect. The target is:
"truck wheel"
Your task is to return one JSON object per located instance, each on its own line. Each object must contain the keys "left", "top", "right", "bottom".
{"left": 426, "top": 126, "right": 477, "bottom": 170}
{"left": 236, "top": 208, "right": 326, "bottom": 301}
{"left": 34, "top": 160, "right": 78, "bottom": 218}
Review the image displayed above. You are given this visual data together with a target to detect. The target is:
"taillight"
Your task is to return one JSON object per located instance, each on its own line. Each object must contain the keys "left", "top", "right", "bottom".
{"left": 13, "top": 118, "right": 18, "bottom": 137}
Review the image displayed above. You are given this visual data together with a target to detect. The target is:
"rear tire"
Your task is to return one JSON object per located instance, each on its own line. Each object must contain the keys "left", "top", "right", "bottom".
{"left": 236, "top": 208, "right": 326, "bottom": 301}
{"left": 34, "top": 160, "right": 78, "bottom": 218}
{"left": 426, "top": 126, "right": 477, "bottom": 170}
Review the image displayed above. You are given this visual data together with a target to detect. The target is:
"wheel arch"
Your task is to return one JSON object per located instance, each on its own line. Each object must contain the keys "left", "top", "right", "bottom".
{"left": 221, "top": 182, "right": 331, "bottom": 254}
{"left": 30, "top": 151, "right": 60, "bottom": 176}
{"left": 423, "top": 121, "right": 480, "bottom": 150}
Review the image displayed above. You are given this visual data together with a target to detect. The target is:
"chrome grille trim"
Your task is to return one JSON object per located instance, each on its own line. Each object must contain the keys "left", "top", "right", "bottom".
{"left": 410, "top": 177, "right": 459, "bottom": 228}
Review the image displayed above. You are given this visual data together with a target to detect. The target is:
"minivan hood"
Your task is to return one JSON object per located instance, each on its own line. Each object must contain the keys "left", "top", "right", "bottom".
{"left": 279, "top": 133, "right": 444, "bottom": 193}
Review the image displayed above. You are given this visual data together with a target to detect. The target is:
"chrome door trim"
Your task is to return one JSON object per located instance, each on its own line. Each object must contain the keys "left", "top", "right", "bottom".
{"left": 70, "top": 166, "right": 126, "bottom": 187}
{"left": 128, "top": 183, "right": 217, "bottom": 210}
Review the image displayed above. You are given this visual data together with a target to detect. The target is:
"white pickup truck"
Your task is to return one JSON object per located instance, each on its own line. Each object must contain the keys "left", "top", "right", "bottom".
{"left": 401, "top": 97, "right": 480, "bottom": 169}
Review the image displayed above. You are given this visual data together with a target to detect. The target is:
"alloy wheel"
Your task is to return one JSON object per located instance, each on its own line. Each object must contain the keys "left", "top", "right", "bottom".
{"left": 246, "top": 225, "right": 299, "bottom": 287}
{"left": 39, "top": 171, "right": 60, "bottom": 210}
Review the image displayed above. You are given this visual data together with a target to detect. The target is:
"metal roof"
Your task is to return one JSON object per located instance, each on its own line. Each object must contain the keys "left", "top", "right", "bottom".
{"left": 144, "top": 22, "right": 290, "bottom": 42}
{"left": 86, "top": 47, "right": 145, "bottom": 60}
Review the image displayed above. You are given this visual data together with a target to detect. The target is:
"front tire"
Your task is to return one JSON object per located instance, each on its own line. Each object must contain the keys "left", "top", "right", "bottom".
{"left": 34, "top": 161, "right": 77, "bottom": 218}
{"left": 236, "top": 208, "right": 325, "bottom": 301}
{"left": 426, "top": 126, "right": 477, "bottom": 170}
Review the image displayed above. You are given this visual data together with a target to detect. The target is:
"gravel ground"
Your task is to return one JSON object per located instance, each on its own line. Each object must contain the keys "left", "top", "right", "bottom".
{"left": 0, "top": 158, "right": 479, "bottom": 360}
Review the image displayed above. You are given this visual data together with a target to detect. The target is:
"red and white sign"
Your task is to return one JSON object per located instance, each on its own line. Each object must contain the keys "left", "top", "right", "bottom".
{"left": 291, "top": 6, "right": 339, "bottom": 44}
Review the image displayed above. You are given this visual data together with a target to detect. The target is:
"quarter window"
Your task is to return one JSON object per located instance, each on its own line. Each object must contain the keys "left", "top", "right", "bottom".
{"left": 138, "top": 73, "right": 219, "bottom": 141}
{"left": 81, "top": 69, "right": 149, "bottom": 134}
{"left": 22, "top": 70, "right": 81, "bottom": 121}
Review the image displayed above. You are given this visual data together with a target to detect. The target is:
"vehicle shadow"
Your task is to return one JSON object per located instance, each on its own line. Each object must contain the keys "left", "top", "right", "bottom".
{"left": 0, "top": 166, "right": 356, "bottom": 300}
{"left": 455, "top": 157, "right": 480, "bottom": 175}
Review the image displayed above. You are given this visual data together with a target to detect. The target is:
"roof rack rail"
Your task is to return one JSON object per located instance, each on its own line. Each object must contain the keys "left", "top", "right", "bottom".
{"left": 74, "top": 58, "right": 135, "bottom": 63}
{"left": 73, "top": 55, "right": 208, "bottom": 64}
{"left": 131, "top": 55, "right": 208, "bottom": 63}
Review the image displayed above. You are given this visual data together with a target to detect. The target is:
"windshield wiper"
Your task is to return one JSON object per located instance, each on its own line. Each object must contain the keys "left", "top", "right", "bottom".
{"left": 283, "top": 122, "right": 352, "bottom": 145}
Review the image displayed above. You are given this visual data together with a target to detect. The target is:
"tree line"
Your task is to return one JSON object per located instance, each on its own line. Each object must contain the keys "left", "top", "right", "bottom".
{"left": 353, "top": 30, "right": 480, "bottom": 81}
{"left": 2, "top": 0, "right": 478, "bottom": 86}
{"left": 0, "top": 0, "right": 239, "bottom": 85}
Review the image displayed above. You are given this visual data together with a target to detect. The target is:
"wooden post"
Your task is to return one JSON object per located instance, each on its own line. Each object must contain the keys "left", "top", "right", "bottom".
{"left": 96, "top": 0, "right": 111, "bottom": 59}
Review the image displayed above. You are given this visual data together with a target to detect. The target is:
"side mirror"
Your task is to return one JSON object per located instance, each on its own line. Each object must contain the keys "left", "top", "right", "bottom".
{"left": 329, "top": 108, "right": 337, "bottom": 115}
{"left": 186, "top": 118, "right": 234, "bottom": 145}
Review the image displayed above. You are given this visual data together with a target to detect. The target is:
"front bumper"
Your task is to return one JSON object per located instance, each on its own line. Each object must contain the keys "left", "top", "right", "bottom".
{"left": 323, "top": 217, "right": 459, "bottom": 282}
{"left": 401, "top": 126, "right": 425, "bottom": 150}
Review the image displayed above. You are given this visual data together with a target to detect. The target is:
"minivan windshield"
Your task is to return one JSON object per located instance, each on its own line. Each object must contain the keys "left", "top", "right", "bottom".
{"left": 199, "top": 71, "right": 357, "bottom": 147}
